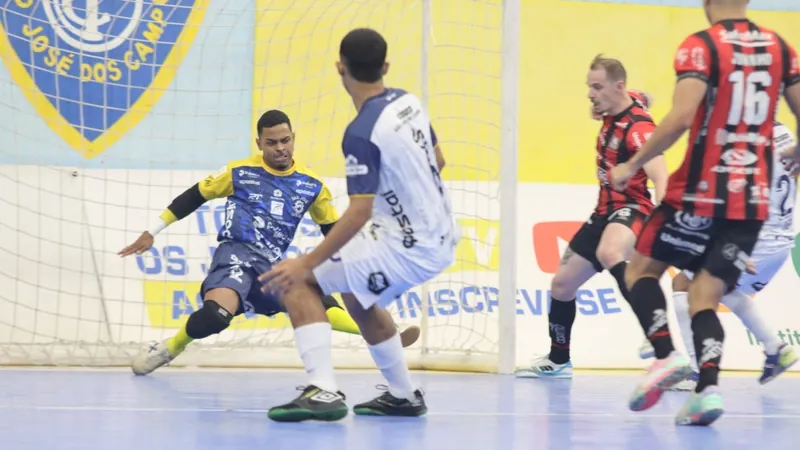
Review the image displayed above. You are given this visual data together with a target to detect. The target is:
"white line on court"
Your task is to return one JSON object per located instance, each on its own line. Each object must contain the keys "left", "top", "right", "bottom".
{"left": 0, "top": 404, "right": 797, "bottom": 420}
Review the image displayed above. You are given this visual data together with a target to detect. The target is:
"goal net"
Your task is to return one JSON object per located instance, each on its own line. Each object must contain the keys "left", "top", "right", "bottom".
{"left": 0, "top": 0, "right": 519, "bottom": 371}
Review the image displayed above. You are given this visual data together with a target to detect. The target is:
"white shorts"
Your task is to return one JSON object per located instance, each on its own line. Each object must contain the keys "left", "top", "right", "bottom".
{"left": 683, "top": 244, "right": 791, "bottom": 296}
{"left": 312, "top": 231, "right": 452, "bottom": 310}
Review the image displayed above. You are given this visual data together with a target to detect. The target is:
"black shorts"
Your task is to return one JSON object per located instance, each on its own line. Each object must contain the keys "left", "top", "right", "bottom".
{"left": 634, "top": 203, "right": 763, "bottom": 290}
{"left": 569, "top": 206, "right": 647, "bottom": 272}
{"left": 200, "top": 242, "right": 284, "bottom": 317}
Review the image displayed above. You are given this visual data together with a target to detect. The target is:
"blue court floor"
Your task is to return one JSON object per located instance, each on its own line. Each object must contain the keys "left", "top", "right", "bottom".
{"left": 0, "top": 368, "right": 797, "bottom": 450}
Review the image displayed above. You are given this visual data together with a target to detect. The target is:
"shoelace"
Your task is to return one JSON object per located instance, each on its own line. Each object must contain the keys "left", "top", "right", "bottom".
{"left": 293, "top": 385, "right": 347, "bottom": 400}
{"left": 374, "top": 384, "right": 425, "bottom": 398}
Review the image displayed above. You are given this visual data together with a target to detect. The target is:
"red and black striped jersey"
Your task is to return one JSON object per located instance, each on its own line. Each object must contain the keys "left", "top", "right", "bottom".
{"left": 595, "top": 101, "right": 656, "bottom": 216}
{"left": 664, "top": 19, "right": 800, "bottom": 220}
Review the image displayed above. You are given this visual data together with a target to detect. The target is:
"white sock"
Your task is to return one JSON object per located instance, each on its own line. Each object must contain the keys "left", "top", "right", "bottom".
{"left": 294, "top": 322, "right": 338, "bottom": 393}
{"left": 368, "top": 332, "right": 416, "bottom": 400}
{"left": 723, "top": 290, "right": 782, "bottom": 354}
{"left": 672, "top": 292, "right": 698, "bottom": 372}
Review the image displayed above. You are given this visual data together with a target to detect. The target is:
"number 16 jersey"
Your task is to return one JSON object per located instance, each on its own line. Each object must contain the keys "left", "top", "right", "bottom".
{"left": 665, "top": 19, "right": 800, "bottom": 221}
{"left": 341, "top": 88, "right": 457, "bottom": 268}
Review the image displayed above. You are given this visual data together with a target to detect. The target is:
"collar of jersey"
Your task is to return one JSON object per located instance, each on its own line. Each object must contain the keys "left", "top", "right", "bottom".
{"left": 362, "top": 88, "right": 390, "bottom": 107}
{"left": 609, "top": 100, "right": 636, "bottom": 121}
{"left": 253, "top": 154, "right": 297, "bottom": 176}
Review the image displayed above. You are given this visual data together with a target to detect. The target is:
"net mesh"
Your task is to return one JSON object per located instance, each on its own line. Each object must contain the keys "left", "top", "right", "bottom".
{"left": 0, "top": 0, "right": 505, "bottom": 371}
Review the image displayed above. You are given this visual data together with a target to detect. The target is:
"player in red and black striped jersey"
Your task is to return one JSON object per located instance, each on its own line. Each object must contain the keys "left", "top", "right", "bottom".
{"left": 608, "top": 0, "right": 800, "bottom": 426}
{"left": 515, "top": 57, "right": 668, "bottom": 380}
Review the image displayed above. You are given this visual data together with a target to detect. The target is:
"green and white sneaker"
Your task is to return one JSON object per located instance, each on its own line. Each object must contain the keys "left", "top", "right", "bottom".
{"left": 675, "top": 386, "right": 724, "bottom": 426}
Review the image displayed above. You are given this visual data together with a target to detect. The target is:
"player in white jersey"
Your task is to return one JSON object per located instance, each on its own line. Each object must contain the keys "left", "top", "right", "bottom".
{"left": 639, "top": 122, "right": 799, "bottom": 389}
{"left": 256, "top": 28, "right": 457, "bottom": 422}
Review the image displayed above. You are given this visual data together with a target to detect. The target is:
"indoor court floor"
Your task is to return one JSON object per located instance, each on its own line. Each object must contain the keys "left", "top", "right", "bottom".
{"left": 0, "top": 368, "right": 797, "bottom": 449}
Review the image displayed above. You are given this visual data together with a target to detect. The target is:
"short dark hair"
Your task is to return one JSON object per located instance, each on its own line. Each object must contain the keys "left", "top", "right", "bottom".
{"left": 339, "top": 28, "right": 387, "bottom": 83}
{"left": 590, "top": 54, "right": 627, "bottom": 82}
{"left": 256, "top": 110, "right": 292, "bottom": 135}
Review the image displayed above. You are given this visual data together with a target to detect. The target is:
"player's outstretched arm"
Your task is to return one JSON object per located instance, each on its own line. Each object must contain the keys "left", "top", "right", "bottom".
{"left": 118, "top": 165, "right": 234, "bottom": 257}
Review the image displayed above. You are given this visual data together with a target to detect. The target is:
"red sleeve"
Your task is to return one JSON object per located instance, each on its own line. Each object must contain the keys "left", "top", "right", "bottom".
{"left": 626, "top": 121, "right": 656, "bottom": 153}
{"left": 785, "top": 41, "right": 800, "bottom": 87}
{"left": 674, "top": 34, "right": 712, "bottom": 83}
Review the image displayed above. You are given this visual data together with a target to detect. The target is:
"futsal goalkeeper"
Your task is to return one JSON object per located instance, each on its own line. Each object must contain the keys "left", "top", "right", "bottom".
{"left": 119, "top": 110, "right": 419, "bottom": 375}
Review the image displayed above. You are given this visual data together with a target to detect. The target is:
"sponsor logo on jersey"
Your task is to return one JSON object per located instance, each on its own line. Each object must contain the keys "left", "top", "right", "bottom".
{"left": 296, "top": 179, "right": 317, "bottom": 188}
{"left": 345, "top": 154, "right": 369, "bottom": 176}
{"left": 0, "top": 0, "right": 208, "bottom": 157}
{"left": 382, "top": 190, "right": 417, "bottom": 249}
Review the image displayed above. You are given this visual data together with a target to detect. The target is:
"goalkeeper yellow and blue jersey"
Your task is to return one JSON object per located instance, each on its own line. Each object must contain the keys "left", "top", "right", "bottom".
{"left": 163, "top": 154, "right": 338, "bottom": 262}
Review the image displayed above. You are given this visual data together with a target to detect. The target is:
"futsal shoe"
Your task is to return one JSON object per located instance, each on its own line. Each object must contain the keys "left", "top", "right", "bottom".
{"left": 629, "top": 351, "right": 692, "bottom": 412}
{"left": 638, "top": 339, "right": 655, "bottom": 360}
{"left": 514, "top": 356, "right": 573, "bottom": 379}
{"left": 759, "top": 344, "right": 799, "bottom": 385}
{"left": 670, "top": 371, "right": 699, "bottom": 392}
{"left": 353, "top": 385, "right": 427, "bottom": 417}
{"left": 675, "top": 386, "right": 724, "bottom": 426}
{"left": 131, "top": 340, "right": 175, "bottom": 376}
{"left": 268, "top": 385, "right": 349, "bottom": 422}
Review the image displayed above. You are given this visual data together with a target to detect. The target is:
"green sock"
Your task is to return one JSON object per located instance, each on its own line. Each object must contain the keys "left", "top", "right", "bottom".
{"left": 166, "top": 325, "right": 193, "bottom": 356}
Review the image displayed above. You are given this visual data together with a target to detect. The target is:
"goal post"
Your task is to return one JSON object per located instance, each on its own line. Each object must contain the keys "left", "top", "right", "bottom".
{"left": 0, "top": 0, "right": 520, "bottom": 373}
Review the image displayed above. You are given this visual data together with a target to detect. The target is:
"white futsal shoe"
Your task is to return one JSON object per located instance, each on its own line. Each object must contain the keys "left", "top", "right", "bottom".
{"left": 515, "top": 356, "right": 573, "bottom": 379}
{"left": 638, "top": 339, "right": 655, "bottom": 359}
{"left": 131, "top": 340, "right": 175, "bottom": 376}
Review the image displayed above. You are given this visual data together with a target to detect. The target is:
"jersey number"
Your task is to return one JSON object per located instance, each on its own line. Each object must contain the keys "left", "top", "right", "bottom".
{"left": 727, "top": 70, "right": 773, "bottom": 126}
{"left": 778, "top": 174, "right": 795, "bottom": 218}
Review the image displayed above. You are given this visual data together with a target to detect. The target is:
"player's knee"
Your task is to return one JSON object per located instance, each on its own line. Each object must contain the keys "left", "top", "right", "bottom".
{"left": 672, "top": 272, "right": 690, "bottom": 292}
{"left": 185, "top": 300, "right": 234, "bottom": 339}
{"left": 549, "top": 275, "right": 577, "bottom": 301}
{"left": 623, "top": 254, "right": 657, "bottom": 292}
{"left": 595, "top": 246, "right": 624, "bottom": 271}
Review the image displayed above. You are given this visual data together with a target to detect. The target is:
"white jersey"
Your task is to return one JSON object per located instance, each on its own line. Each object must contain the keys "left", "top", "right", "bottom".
{"left": 342, "top": 88, "right": 457, "bottom": 266}
{"left": 756, "top": 123, "right": 797, "bottom": 251}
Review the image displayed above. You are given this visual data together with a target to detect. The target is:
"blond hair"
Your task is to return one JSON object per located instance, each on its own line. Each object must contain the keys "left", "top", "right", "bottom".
{"left": 590, "top": 54, "right": 627, "bottom": 82}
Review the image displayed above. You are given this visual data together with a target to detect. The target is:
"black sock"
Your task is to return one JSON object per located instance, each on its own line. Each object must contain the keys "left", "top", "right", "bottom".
{"left": 692, "top": 309, "right": 724, "bottom": 393}
{"left": 609, "top": 261, "right": 630, "bottom": 301}
{"left": 548, "top": 298, "right": 576, "bottom": 364}
{"left": 629, "top": 277, "right": 674, "bottom": 359}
